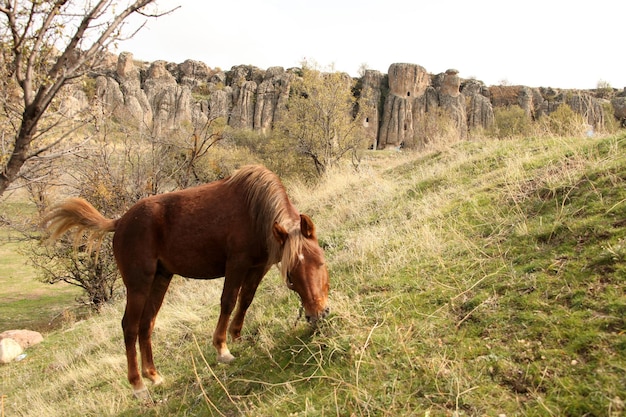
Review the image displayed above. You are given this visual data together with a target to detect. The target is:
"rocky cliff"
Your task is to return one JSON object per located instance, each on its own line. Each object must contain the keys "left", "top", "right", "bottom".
{"left": 68, "top": 53, "right": 621, "bottom": 147}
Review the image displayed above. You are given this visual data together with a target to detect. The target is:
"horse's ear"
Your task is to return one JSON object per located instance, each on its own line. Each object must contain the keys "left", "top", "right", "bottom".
{"left": 272, "top": 222, "right": 289, "bottom": 246}
{"left": 300, "top": 214, "right": 316, "bottom": 239}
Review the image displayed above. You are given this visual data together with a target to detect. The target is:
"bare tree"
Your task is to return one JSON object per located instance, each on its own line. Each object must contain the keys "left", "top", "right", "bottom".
{"left": 0, "top": 0, "right": 173, "bottom": 197}
{"left": 276, "top": 64, "right": 369, "bottom": 175}
{"left": 158, "top": 117, "right": 226, "bottom": 188}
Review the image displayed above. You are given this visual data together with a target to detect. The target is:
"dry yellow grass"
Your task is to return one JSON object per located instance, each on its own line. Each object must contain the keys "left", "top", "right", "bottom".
{"left": 1, "top": 132, "right": 625, "bottom": 416}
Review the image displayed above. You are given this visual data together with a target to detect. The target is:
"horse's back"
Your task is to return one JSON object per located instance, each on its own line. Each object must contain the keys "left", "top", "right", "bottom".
{"left": 113, "top": 180, "right": 258, "bottom": 280}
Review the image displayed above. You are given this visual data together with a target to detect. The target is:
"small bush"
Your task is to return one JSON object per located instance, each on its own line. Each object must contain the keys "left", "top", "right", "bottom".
{"left": 490, "top": 105, "right": 532, "bottom": 138}
{"left": 539, "top": 103, "right": 586, "bottom": 137}
{"left": 412, "top": 108, "right": 460, "bottom": 147}
{"left": 226, "top": 128, "right": 317, "bottom": 180}
{"left": 81, "top": 76, "right": 98, "bottom": 101}
{"left": 601, "top": 102, "right": 620, "bottom": 134}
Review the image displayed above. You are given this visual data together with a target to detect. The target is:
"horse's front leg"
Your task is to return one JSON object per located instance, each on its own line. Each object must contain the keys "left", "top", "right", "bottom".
{"left": 228, "top": 267, "right": 267, "bottom": 341}
{"left": 213, "top": 275, "right": 241, "bottom": 363}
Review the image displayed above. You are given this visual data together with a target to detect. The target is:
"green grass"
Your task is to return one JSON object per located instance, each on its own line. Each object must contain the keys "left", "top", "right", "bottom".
{"left": 0, "top": 220, "right": 81, "bottom": 332}
{"left": 1, "top": 133, "right": 625, "bottom": 416}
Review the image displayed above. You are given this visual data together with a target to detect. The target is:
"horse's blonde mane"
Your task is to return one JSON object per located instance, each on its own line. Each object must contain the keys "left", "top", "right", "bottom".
{"left": 278, "top": 225, "right": 319, "bottom": 281}
{"left": 225, "top": 165, "right": 312, "bottom": 277}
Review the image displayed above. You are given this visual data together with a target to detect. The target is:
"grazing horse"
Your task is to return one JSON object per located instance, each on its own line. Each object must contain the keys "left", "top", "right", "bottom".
{"left": 43, "top": 165, "right": 330, "bottom": 397}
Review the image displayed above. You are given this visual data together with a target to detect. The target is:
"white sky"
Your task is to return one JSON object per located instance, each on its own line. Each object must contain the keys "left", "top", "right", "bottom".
{"left": 119, "top": 0, "right": 625, "bottom": 90}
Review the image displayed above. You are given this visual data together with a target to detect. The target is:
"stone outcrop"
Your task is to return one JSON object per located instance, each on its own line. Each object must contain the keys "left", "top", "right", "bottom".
{"left": 85, "top": 53, "right": 617, "bottom": 148}
{"left": 378, "top": 64, "right": 474, "bottom": 148}
{"left": 378, "top": 63, "right": 429, "bottom": 148}
{"left": 209, "top": 87, "right": 232, "bottom": 120}
{"left": 489, "top": 85, "right": 538, "bottom": 117}
{"left": 359, "top": 70, "right": 386, "bottom": 149}
{"left": 488, "top": 85, "right": 607, "bottom": 127}
{"left": 95, "top": 52, "right": 152, "bottom": 126}
{"left": 611, "top": 90, "right": 626, "bottom": 126}
{"left": 438, "top": 69, "right": 467, "bottom": 139}
{"left": 177, "top": 59, "right": 211, "bottom": 88}
{"left": 143, "top": 60, "right": 195, "bottom": 134}
{"left": 564, "top": 92, "right": 605, "bottom": 127}
{"left": 230, "top": 80, "right": 257, "bottom": 129}
{"left": 253, "top": 67, "right": 293, "bottom": 133}
{"left": 462, "top": 80, "right": 494, "bottom": 130}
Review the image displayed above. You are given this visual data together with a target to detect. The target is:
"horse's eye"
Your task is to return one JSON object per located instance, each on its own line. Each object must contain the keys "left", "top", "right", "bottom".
{"left": 287, "top": 272, "right": 294, "bottom": 288}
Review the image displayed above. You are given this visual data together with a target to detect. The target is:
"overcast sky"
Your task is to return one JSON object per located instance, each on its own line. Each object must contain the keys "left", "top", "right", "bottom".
{"left": 119, "top": 0, "right": 624, "bottom": 90}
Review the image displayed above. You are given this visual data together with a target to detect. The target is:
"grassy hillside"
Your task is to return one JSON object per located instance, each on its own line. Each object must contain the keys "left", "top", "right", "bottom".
{"left": 1, "top": 133, "right": 625, "bottom": 416}
{"left": 0, "top": 199, "right": 81, "bottom": 332}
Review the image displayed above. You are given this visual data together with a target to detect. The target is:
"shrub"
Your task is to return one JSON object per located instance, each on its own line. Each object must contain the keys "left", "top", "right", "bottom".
{"left": 29, "top": 236, "right": 120, "bottom": 308}
{"left": 226, "top": 128, "right": 317, "bottom": 180}
{"left": 412, "top": 108, "right": 460, "bottom": 147}
{"left": 601, "top": 102, "right": 620, "bottom": 134}
{"left": 490, "top": 105, "right": 532, "bottom": 138}
{"left": 539, "top": 103, "right": 585, "bottom": 137}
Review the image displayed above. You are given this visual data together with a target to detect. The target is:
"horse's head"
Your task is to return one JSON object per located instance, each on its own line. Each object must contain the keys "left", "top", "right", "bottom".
{"left": 273, "top": 214, "right": 330, "bottom": 326}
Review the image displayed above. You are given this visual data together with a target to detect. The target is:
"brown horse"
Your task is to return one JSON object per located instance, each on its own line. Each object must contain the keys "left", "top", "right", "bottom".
{"left": 43, "top": 165, "right": 330, "bottom": 397}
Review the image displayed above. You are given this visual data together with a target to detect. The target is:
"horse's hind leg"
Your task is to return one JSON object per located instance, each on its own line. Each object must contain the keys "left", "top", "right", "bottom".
{"left": 120, "top": 261, "right": 162, "bottom": 397}
{"left": 139, "top": 271, "right": 172, "bottom": 386}
{"left": 122, "top": 288, "right": 150, "bottom": 396}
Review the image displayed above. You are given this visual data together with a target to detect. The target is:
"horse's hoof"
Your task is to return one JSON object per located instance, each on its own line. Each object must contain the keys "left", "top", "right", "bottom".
{"left": 217, "top": 352, "right": 236, "bottom": 364}
{"left": 151, "top": 374, "right": 164, "bottom": 386}
{"left": 133, "top": 386, "right": 151, "bottom": 401}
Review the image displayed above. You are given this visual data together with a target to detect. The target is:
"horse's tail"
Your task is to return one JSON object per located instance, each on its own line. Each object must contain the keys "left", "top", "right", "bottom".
{"left": 42, "top": 197, "right": 117, "bottom": 251}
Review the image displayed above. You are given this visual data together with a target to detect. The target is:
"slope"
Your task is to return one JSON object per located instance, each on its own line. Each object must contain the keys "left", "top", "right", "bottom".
{"left": 1, "top": 133, "right": 624, "bottom": 416}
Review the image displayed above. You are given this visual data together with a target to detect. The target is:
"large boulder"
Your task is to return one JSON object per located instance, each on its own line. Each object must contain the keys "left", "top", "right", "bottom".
{"left": 0, "top": 338, "right": 23, "bottom": 363}
{"left": 0, "top": 329, "right": 43, "bottom": 349}
{"left": 387, "top": 63, "right": 430, "bottom": 98}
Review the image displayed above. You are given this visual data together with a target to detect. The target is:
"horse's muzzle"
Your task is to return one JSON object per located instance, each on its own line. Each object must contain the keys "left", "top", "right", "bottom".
{"left": 306, "top": 306, "right": 330, "bottom": 325}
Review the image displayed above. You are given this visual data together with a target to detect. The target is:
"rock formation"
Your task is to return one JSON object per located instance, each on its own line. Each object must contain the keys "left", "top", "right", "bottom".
{"left": 95, "top": 51, "right": 152, "bottom": 127}
{"left": 359, "top": 70, "right": 386, "bottom": 149}
{"left": 143, "top": 60, "right": 195, "bottom": 134}
{"left": 377, "top": 64, "right": 475, "bottom": 148}
{"left": 253, "top": 67, "right": 293, "bottom": 133}
{"left": 462, "top": 80, "right": 494, "bottom": 130}
{"left": 438, "top": 69, "right": 467, "bottom": 140}
{"left": 230, "top": 80, "right": 257, "bottom": 129}
{"left": 488, "top": 84, "right": 606, "bottom": 127}
{"left": 81, "top": 53, "right": 616, "bottom": 148}
{"left": 611, "top": 89, "right": 626, "bottom": 126}
{"left": 378, "top": 63, "right": 430, "bottom": 148}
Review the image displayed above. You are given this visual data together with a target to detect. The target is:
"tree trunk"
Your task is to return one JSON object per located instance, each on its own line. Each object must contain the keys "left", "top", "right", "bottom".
{"left": 0, "top": 115, "right": 36, "bottom": 195}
